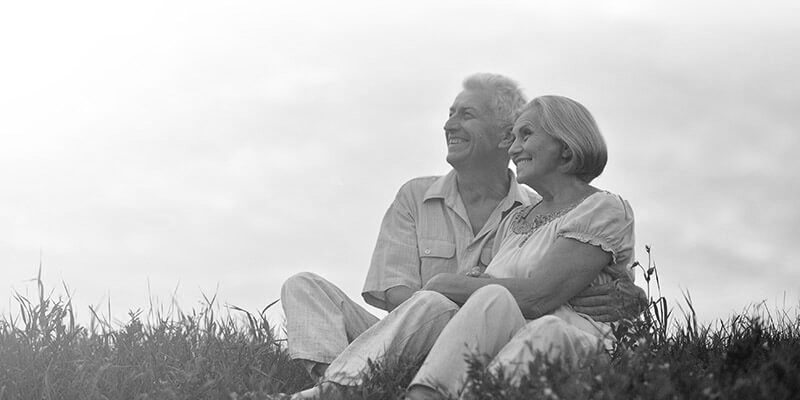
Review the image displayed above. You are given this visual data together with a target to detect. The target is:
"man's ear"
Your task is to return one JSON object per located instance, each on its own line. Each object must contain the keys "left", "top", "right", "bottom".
{"left": 498, "top": 126, "right": 514, "bottom": 149}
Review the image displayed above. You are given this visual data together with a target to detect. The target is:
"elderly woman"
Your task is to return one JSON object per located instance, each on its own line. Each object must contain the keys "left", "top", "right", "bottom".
{"left": 403, "top": 95, "right": 635, "bottom": 399}
{"left": 275, "top": 95, "right": 635, "bottom": 400}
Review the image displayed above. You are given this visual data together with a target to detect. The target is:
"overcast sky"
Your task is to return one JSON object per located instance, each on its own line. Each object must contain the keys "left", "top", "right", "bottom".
{"left": 1, "top": 0, "right": 798, "bottom": 327}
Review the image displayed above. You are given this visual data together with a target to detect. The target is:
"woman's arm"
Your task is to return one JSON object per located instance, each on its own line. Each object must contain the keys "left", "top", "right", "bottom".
{"left": 423, "top": 237, "right": 611, "bottom": 319}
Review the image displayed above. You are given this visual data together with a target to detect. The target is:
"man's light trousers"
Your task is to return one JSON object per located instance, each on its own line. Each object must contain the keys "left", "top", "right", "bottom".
{"left": 281, "top": 272, "right": 380, "bottom": 371}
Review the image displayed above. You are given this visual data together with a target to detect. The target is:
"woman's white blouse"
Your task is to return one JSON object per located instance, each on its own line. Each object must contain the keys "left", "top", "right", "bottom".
{"left": 485, "top": 191, "right": 636, "bottom": 286}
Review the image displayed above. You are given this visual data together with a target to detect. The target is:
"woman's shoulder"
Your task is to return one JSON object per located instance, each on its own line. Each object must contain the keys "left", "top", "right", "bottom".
{"left": 574, "top": 190, "right": 634, "bottom": 220}
{"left": 558, "top": 190, "right": 636, "bottom": 259}
{"left": 558, "top": 190, "right": 635, "bottom": 234}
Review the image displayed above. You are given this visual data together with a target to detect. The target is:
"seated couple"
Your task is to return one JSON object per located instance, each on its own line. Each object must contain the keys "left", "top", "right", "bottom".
{"left": 274, "top": 73, "right": 644, "bottom": 399}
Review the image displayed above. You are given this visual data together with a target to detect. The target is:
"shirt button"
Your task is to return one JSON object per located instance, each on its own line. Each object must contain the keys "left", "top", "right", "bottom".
{"left": 424, "top": 249, "right": 431, "bottom": 255}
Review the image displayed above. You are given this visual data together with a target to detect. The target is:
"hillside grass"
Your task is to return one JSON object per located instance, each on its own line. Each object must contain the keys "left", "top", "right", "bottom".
{"left": 1, "top": 253, "right": 798, "bottom": 399}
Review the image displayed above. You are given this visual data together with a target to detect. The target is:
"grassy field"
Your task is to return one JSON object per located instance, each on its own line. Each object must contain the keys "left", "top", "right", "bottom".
{"left": 1, "top": 260, "right": 798, "bottom": 399}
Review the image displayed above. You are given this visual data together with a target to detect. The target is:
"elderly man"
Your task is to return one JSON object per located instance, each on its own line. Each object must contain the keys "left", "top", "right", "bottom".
{"left": 280, "top": 73, "right": 645, "bottom": 382}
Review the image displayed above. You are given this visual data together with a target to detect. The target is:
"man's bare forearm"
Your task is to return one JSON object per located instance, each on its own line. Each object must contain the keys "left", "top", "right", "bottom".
{"left": 421, "top": 273, "right": 486, "bottom": 305}
{"left": 384, "top": 286, "right": 415, "bottom": 311}
{"left": 422, "top": 273, "right": 555, "bottom": 319}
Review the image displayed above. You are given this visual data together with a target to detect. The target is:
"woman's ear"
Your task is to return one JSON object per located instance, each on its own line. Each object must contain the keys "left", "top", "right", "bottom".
{"left": 498, "top": 126, "right": 515, "bottom": 149}
{"left": 558, "top": 145, "right": 574, "bottom": 172}
{"left": 561, "top": 146, "right": 572, "bottom": 160}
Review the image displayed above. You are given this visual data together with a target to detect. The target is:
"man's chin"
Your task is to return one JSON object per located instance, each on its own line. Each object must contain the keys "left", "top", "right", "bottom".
{"left": 446, "top": 151, "right": 469, "bottom": 166}
{"left": 445, "top": 153, "right": 464, "bottom": 169}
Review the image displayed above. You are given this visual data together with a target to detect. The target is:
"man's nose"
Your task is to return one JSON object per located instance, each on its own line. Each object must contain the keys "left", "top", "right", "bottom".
{"left": 444, "top": 115, "right": 459, "bottom": 132}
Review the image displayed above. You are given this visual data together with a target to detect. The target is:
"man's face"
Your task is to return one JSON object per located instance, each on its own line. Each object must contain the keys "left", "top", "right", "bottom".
{"left": 444, "top": 89, "right": 505, "bottom": 169}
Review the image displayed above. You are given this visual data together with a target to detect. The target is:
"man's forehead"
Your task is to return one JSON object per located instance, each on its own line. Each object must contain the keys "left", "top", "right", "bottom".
{"left": 450, "top": 89, "right": 492, "bottom": 111}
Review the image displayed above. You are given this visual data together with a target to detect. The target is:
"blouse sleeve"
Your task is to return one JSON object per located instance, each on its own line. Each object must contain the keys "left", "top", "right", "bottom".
{"left": 556, "top": 193, "right": 635, "bottom": 267}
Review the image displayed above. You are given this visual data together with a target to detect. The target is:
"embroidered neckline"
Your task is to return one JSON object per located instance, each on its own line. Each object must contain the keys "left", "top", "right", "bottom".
{"left": 510, "top": 197, "right": 586, "bottom": 247}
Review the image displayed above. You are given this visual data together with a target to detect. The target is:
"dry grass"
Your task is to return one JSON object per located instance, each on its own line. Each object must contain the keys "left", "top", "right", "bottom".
{"left": 1, "top": 247, "right": 798, "bottom": 399}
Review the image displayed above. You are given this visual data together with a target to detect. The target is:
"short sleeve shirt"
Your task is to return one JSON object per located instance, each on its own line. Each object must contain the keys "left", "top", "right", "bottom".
{"left": 362, "top": 170, "right": 538, "bottom": 310}
{"left": 486, "top": 191, "right": 636, "bottom": 285}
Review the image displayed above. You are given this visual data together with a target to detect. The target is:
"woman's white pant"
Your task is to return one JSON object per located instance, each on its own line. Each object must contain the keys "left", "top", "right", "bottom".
{"left": 323, "top": 290, "right": 460, "bottom": 385}
{"left": 410, "top": 285, "right": 613, "bottom": 398}
{"left": 317, "top": 284, "right": 612, "bottom": 397}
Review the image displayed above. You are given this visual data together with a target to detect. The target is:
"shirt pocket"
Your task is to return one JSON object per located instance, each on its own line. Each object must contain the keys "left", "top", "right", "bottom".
{"left": 418, "top": 238, "right": 456, "bottom": 284}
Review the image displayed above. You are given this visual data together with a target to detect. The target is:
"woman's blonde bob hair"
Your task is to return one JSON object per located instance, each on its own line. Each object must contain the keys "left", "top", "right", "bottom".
{"left": 519, "top": 95, "right": 608, "bottom": 183}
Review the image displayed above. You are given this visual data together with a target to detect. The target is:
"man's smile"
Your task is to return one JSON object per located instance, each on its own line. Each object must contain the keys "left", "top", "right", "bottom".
{"left": 513, "top": 157, "right": 532, "bottom": 166}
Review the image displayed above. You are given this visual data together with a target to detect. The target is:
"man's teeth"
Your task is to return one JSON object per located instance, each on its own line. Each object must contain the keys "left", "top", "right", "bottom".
{"left": 448, "top": 138, "right": 466, "bottom": 144}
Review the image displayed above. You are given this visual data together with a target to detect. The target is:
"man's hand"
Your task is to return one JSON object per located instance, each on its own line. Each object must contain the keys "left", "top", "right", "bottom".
{"left": 465, "top": 266, "right": 494, "bottom": 279}
{"left": 570, "top": 279, "right": 648, "bottom": 322}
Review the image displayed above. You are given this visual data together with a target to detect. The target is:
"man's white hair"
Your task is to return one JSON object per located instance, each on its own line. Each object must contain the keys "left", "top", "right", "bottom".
{"left": 462, "top": 73, "right": 527, "bottom": 130}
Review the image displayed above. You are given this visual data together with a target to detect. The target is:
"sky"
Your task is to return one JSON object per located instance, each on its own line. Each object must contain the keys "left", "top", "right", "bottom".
{"left": 1, "top": 0, "right": 798, "bottom": 327}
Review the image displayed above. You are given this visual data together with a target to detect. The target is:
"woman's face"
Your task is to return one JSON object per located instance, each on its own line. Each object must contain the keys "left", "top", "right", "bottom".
{"left": 508, "top": 109, "right": 567, "bottom": 187}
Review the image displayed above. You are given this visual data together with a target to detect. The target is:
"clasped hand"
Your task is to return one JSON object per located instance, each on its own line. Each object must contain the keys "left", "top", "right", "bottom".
{"left": 465, "top": 265, "right": 493, "bottom": 279}
{"left": 570, "top": 279, "right": 648, "bottom": 322}
{"left": 463, "top": 266, "right": 648, "bottom": 323}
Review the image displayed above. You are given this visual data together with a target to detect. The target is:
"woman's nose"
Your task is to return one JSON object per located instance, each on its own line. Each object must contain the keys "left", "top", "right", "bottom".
{"left": 508, "top": 137, "right": 521, "bottom": 156}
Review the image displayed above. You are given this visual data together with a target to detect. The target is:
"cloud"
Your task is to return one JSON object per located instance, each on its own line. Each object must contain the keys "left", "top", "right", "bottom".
{"left": 1, "top": 1, "right": 798, "bottom": 324}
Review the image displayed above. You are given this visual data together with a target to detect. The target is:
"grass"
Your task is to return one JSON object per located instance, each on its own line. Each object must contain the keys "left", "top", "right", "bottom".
{"left": 0, "top": 269, "right": 310, "bottom": 399}
{"left": 1, "top": 248, "right": 798, "bottom": 399}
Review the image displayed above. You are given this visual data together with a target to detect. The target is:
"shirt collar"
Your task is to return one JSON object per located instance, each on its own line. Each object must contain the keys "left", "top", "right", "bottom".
{"left": 424, "top": 169, "right": 534, "bottom": 210}
{"left": 423, "top": 169, "right": 459, "bottom": 203}
{"left": 501, "top": 170, "right": 535, "bottom": 211}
